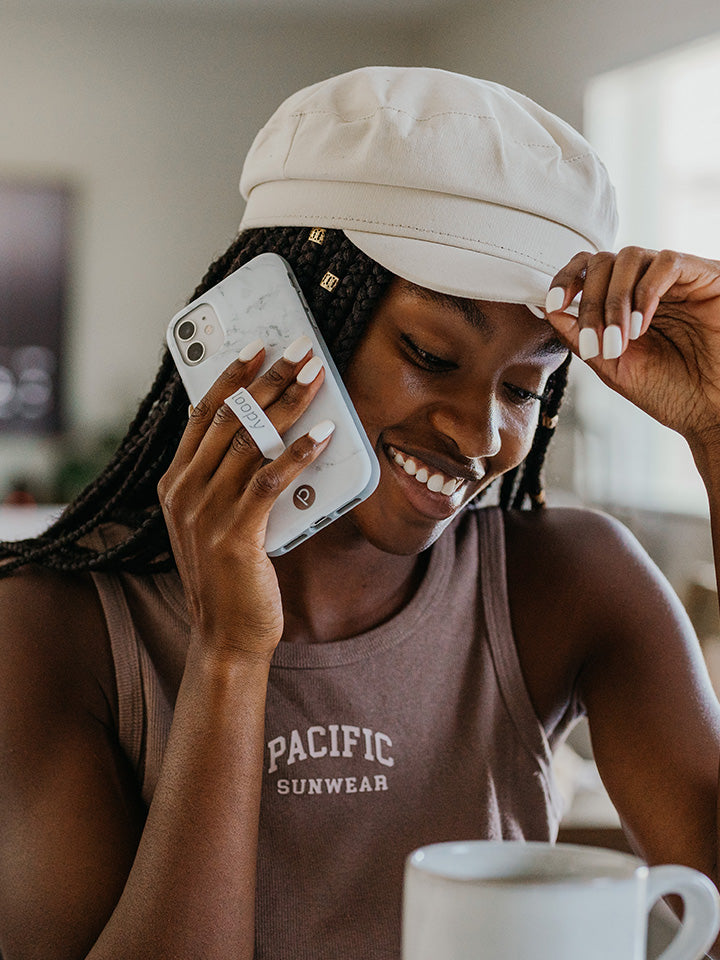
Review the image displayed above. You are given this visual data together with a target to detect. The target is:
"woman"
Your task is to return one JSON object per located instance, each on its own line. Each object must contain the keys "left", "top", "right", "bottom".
{"left": 1, "top": 66, "right": 720, "bottom": 960}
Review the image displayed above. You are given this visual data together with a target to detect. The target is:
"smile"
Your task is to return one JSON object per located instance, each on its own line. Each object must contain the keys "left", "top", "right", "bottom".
{"left": 387, "top": 445, "right": 483, "bottom": 497}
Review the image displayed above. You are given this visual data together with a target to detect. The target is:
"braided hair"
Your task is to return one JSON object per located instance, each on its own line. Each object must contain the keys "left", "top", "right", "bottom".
{"left": 498, "top": 352, "right": 570, "bottom": 511}
{"left": 0, "top": 226, "right": 569, "bottom": 577}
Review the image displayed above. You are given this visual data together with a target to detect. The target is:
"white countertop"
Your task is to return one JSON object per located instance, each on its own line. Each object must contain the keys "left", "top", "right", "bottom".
{"left": 0, "top": 505, "right": 65, "bottom": 541}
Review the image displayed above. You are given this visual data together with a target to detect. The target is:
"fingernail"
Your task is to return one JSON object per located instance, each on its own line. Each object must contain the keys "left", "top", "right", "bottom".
{"left": 578, "top": 327, "right": 600, "bottom": 360}
{"left": 629, "top": 310, "right": 644, "bottom": 340}
{"left": 283, "top": 335, "right": 313, "bottom": 363}
{"left": 602, "top": 325, "right": 623, "bottom": 360}
{"left": 545, "top": 286, "right": 565, "bottom": 313}
{"left": 238, "top": 337, "right": 264, "bottom": 362}
{"left": 296, "top": 355, "right": 324, "bottom": 386}
{"left": 308, "top": 419, "right": 335, "bottom": 443}
{"left": 188, "top": 404, "right": 194, "bottom": 418}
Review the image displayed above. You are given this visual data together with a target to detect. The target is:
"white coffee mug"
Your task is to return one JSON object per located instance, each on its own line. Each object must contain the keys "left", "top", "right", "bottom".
{"left": 402, "top": 841, "right": 720, "bottom": 960}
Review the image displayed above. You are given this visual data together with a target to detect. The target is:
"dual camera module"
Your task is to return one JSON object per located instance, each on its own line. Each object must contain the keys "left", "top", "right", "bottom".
{"left": 172, "top": 304, "right": 225, "bottom": 366}
{"left": 176, "top": 318, "right": 205, "bottom": 363}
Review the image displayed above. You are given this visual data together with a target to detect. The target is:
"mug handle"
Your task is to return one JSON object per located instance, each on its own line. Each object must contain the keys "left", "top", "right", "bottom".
{"left": 646, "top": 865, "right": 720, "bottom": 960}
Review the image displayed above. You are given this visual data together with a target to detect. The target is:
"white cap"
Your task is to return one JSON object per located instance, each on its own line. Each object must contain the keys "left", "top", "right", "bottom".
{"left": 239, "top": 66, "right": 618, "bottom": 310}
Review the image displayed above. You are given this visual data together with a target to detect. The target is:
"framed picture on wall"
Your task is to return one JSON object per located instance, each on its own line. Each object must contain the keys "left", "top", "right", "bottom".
{"left": 0, "top": 181, "right": 72, "bottom": 435}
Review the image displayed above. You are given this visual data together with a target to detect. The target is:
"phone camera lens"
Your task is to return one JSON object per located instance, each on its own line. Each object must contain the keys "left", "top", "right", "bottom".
{"left": 186, "top": 341, "right": 205, "bottom": 363}
{"left": 177, "top": 320, "right": 196, "bottom": 341}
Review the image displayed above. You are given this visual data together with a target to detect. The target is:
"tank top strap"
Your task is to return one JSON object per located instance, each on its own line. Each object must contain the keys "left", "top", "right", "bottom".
{"left": 91, "top": 571, "right": 146, "bottom": 777}
{"left": 476, "top": 506, "right": 554, "bottom": 771}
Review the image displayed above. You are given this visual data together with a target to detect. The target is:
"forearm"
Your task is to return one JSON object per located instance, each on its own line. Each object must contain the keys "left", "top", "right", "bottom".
{"left": 689, "top": 439, "right": 720, "bottom": 957}
{"left": 89, "top": 640, "right": 270, "bottom": 960}
{"left": 690, "top": 436, "right": 720, "bottom": 610}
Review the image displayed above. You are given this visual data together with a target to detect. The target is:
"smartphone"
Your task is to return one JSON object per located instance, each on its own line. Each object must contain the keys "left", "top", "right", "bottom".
{"left": 166, "top": 253, "right": 380, "bottom": 556}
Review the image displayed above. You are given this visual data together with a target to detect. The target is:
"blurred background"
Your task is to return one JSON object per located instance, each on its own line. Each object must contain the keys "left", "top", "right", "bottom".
{"left": 2, "top": 0, "right": 720, "bottom": 851}
{"left": 1, "top": 0, "right": 720, "bottom": 607}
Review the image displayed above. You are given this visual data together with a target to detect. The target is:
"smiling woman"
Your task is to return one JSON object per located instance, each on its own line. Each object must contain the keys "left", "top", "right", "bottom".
{"left": 2, "top": 65, "right": 720, "bottom": 960}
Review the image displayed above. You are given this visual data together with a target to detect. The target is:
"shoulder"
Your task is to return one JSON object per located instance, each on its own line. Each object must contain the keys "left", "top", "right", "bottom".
{"left": 501, "top": 505, "right": 669, "bottom": 617}
{"left": 497, "top": 506, "right": 690, "bottom": 726}
{"left": 0, "top": 567, "right": 148, "bottom": 952}
{"left": 502, "top": 504, "right": 648, "bottom": 569}
{"left": 502, "top": 502, "right": 686, "bottom": 624}
{"left": 0, "top": 565, "right": 116, "bottom": 728}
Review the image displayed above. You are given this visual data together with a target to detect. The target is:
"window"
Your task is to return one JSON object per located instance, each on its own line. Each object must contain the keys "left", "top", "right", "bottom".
{"left": 578, "top": 34, "right": 720, "bottom": 515}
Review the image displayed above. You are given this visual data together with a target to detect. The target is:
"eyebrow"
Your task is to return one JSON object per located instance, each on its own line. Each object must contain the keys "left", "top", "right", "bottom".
{"left": 402, "top": 281, "right": 568, "bottom": 357}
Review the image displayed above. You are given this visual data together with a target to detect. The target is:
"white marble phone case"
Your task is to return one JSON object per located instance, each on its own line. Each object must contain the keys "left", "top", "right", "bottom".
{"left": 167, "top": 253, "right": 379, "bottom": 556}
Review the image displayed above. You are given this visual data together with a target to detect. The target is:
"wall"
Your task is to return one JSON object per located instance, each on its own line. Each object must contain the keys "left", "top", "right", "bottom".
{"left": 422, "top": 0, "right": 720, "bottom": 129}
{"left": 0, "top": 6, "right": 423, "bottom": 495}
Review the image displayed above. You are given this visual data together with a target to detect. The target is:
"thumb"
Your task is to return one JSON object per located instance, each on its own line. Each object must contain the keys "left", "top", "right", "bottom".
{"left": 545, "top": 309, "right": 581, "bottom": 357}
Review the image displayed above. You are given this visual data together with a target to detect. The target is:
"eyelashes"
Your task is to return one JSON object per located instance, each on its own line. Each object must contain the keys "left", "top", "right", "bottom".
{"left": 400, "top": 334, "right": 544, "bottom": 406}
{"left": 400, "top": 334, "right": 453, "bottom": 372}
{"left": 504, "top": 384, "right": 544, "bottom": 404}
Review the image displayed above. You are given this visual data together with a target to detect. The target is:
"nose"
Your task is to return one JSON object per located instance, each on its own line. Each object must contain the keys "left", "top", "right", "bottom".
{"left": 429, "top": 391, "right": 502, "bottom": 461}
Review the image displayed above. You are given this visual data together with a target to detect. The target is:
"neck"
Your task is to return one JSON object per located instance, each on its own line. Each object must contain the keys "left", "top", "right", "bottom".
{"left": 272, "top": 516, "right": 428, "bottom": 645}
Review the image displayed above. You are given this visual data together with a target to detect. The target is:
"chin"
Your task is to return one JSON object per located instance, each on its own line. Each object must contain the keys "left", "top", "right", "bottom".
{"left": 345, "top": 496, "right": 458, "bottom": 556}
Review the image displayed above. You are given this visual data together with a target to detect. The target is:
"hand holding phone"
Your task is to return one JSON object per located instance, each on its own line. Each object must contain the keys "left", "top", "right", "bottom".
{"left": 166, "top": 253, "right": 379, "bottom": 555}
{"left": 158, "top": 335, "right": 338, "bottom": 662}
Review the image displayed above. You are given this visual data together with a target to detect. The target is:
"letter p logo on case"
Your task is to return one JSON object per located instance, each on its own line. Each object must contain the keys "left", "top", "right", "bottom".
{"left": 293, "top": 485, "right": 316, "bottom": 510}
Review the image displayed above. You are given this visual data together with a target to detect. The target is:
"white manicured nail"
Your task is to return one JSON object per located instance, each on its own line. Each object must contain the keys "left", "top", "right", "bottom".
{"left": 283, "top": 335, "right": 313, "bottom": 363}
{"left": 238, "top": 337, "right": 264, "bottom": 362}
{"left": 545, "top": 287, "right": 566, "bottom": 313}
{"left": 578, "top": 327, "right": 600, "bottom": 360}
{"left": 296, "top": 355, "right": 324, "bottom": 386}
{"left": 602, "top": 325, "right": 623, "bottom": 359}
{"left": 308, "top": 419, "right": 335, "bottom": 443}
{"left": 629, "top": 310, "right": 644, "bottom": 340}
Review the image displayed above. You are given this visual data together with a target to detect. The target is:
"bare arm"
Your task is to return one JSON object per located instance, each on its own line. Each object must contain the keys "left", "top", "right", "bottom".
{"left": 0, "top": 340, "right": 332, "bottom": 960}
{"left": 0, "top": 571, "right": 270, "bottom": 960}
{"left": 93, "top": 642, "right": 272, "bottom": 958}
{"left": 0, "top": 571, "right": 143, "bottom": 960}
{"left": 570, "top": 515, "right": 720, "bottom": 878}
{"left": 686, "top": 439, "right": 720, "bottom": 930}
{"left": 545, "top": 246, "right": 720, "bottom": 952}
{"left": 505, "top": 504, "right": 720, "bottom": 882}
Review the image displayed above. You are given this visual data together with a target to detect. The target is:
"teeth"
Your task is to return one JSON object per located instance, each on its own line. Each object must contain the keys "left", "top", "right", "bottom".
{"left": 427, "top": 474, "right": 445, "bottom": 493}
{"left": 389, "top": 446, "right": 465, "bottom": 496}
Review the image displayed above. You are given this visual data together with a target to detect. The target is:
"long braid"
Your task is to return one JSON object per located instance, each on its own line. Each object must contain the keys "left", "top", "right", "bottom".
{"left": 24, "top": 238, "right": 246, "bottom": 546}
{"left": 0, "top": 355, "right": 183, "bottom": 570}
{"left": 508, "top": 353, "right": 571, "bottom": 510}
{"left": 0, "top": 227, "right": 392, "bottom": 576}
{"left": 497, "top": 465, "right": 521, "bottom": 512}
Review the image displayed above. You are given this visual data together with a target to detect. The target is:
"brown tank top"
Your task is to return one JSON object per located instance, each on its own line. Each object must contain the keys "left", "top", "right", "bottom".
{"left": 91, "top": 506, "right": 582, "bottom": 960}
